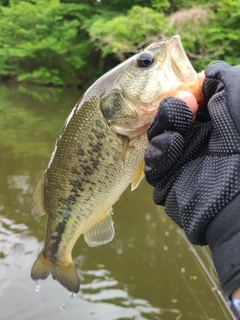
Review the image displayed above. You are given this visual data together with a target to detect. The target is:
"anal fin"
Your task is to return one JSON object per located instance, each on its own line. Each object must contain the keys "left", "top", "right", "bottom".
{"left": 131, "top": 160, "right": 145, "bottom": 191}
{"left": 84, "top": 208, "right": 115, "bottom": 247}
{"left": 31, "top": 173, "right": 47, "bottom": 219}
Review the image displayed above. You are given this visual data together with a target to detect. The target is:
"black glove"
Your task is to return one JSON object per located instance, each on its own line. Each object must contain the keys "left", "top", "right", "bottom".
{"left": 144, "top": 61, "right": 240, "bottom": 298}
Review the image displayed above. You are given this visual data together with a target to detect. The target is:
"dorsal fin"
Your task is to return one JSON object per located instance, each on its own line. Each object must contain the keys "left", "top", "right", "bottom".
{"left": 131, "top": 160, "right": 145, "bottom": 191}
{"left": 31, "top": 173, "right": 46, "bottom": 219}
{"left": 84, "top": 208, "right": 115, "bottom": 247}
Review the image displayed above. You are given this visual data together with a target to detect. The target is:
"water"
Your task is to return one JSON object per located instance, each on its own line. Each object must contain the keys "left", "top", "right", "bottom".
{"left": 0, "top": 83, "right": 234, "bottom": 320}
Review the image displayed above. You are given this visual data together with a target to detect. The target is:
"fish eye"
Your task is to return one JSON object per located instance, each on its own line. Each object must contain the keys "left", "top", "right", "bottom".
{"left": 137, "top": 51, "right": 155, "bottom": 68}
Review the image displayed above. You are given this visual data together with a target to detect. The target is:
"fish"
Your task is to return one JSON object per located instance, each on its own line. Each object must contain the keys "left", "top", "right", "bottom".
{"left": 31, "top": 35, "right": 203, "bottom": 293}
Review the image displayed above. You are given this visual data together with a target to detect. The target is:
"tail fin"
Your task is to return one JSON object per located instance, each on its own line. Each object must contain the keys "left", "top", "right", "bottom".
{"left": 52, "top": 262, "right": 80, "bottom": 294}
{"left": 31, "top": 250, "right": 80, "bottom": 293}
{"left": 31, "top": 250, "right": 52, "bottom": 280}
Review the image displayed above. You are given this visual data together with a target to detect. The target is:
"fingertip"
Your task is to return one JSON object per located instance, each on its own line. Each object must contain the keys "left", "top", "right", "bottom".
{"left": 176, "top": 91, "right": 198, "bottom": 116}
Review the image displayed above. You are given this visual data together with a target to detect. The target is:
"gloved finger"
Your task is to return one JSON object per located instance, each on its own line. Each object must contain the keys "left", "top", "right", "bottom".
{"left": 205, "top": 60, "right": 230, "bottom": 80}
{"left": 195, "top": 105, "right": 211, "bottom": 123}
{"left": 203, "top": 61, "right": 230, "bottom": 101}
{"left": 203, "top": 61, "right": 240, "bottom": 137}
{"left": 147, "top": 97, "right": 193, "bottom": 142}
{"left": 144, "top": 131, "right": 184, "bottom": 183}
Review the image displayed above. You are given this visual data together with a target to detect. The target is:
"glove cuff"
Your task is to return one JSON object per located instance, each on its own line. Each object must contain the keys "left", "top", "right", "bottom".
{"left": 206, "top": 192, "right": 240, "bottom": 298}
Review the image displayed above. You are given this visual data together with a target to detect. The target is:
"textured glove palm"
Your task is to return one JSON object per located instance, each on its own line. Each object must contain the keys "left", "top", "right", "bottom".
{"left": 144, "top": 61, "right": 240, "bottom": 245}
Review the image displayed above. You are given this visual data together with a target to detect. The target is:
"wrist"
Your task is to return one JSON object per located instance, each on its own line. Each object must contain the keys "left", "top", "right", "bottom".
{"left": 206, "top": 192, "right": 240, "bottom": 298}
{"left": 232, "top": 288, "right": 240, "bottom": 299}
{"left": 228, "top": 299, "right": 240, "bottom": 319}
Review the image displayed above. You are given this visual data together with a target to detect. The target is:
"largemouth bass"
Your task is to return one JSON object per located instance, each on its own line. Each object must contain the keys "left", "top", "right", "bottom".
{"left": 31, "top": 35, "right": 203, "bottom": 293}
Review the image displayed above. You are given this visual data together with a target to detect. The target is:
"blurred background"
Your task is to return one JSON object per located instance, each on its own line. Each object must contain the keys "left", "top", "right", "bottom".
{"left": 0, "top": 0, "right": 239, "bottom": 88}
{"left": 0, "top": 0, "right": 239, "bottom": 319}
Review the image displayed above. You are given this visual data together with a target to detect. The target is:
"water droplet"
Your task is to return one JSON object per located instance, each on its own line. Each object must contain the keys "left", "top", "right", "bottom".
{"left": 35, "top": 282, "right": 41, "bottom": 292}
{"left": 145, "top": 213, "right": 151, "bottom": 221}
{"left": 70, "top": 292, "right": 76, "bottom": 298}
{"left": 181, "top": 268, "right": 185, "bottom": 273}
{"left": 164, "top": 231, "right": 170, "bottom": 236}
{"left": 212, "top": 287, "right": 222, "bottom": 295}
{"left": 163, "top": 245, "right": 168, "bottom": 251}
{"left": 116, "top": 247, "right": 123, "bottom": 255}
{"left": 60, "top": 303, "right": 67, "bottom": 310}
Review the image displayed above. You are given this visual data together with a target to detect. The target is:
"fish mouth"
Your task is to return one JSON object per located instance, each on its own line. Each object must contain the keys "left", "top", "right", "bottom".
{"left": 139, "top": 102, "right": 159, "bottom": 124}
{"left": 167, "top": 35, "right": 192, "bottom": 68}
{"left": 167, "top": 35, "right": 203, "bottom": 104}
{"left": 120, "top": 35, "right": 199, "bottom": 130}
{"left": 128, "top": 35, "right": 196, "bottom": 116}
{"left": 166, "top": 35, "right": 197, "bottom": 83}
{"left": 139, "top": 101, "right": 159, "bottom": 113}
{"left": 110, "top": 122, "right": 151, "bottom": 139}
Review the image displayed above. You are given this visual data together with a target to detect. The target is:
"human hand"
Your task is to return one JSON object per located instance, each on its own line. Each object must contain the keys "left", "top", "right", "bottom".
{"left": 175, "top": 71, "right": 205, "bottom": 118}
{"left": 144, "top": 61, "right": 240, "bottom": 298}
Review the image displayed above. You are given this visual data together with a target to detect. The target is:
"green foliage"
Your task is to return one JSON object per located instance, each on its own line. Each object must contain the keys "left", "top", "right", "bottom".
{"left": 87, "top": 5, "right": 173, "bottom": 60}
{"left": 0, "top": 0, "right": 239, "bottom": 86}
{"left": 205, "top": 0, "right": 240, "bottom": 66}
{"left": 0, "top": 0, "right": 8, "bottom": 6}
{"left": 0, "top": 0, "right": 92, "bottom": 86}
{"left": 178, "top": 0, "right": 240, "bottom": 70}
{"left": 86, "top": 0, "right": 240, "bottom": 72}
{"left": 151, "top": 0, "right": 170, "bottom": 12}
{"left": 18, "top": 68, "right": 65, "bottom": 86}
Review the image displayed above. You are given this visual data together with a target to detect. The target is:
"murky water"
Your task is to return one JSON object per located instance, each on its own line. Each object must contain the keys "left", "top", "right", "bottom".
{"left": 0, "top": 83, "right": 234, "bottom": 320}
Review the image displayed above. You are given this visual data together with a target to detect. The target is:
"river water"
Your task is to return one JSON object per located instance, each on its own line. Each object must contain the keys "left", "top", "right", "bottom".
{"left": 0, "top": 83, "right": 234, "bottom": 320}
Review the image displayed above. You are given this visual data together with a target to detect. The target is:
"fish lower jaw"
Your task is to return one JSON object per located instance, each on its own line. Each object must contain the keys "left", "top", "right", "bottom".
{"left": 139, "top": 102, "right": 158, "bottom": 113}
{"left": 139, "top": 108, "right": 159, "bottom": 126}
{"left": 111, "top": 122, "right": 150, "bottom": 139}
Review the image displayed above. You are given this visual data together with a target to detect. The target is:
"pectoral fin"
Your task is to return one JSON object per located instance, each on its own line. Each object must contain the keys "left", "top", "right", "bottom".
{"left": 121, "top": 136, "right": 130, "bottom": 171}
{"left": 131, "top": 160, "right": 145, "bottom": 191}
{"left": 31, "top": 173, "right": 46, "bottom": 219}
{"left": 84, "top": 209, "right": 115, "bottom": 247}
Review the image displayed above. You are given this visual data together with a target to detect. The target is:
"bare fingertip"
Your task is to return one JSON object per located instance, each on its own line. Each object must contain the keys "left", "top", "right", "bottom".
{"left": 176, "top": 91, "right": 198, "bottom": 116}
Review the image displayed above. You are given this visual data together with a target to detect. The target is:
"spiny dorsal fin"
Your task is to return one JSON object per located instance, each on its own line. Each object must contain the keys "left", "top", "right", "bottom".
{"left": 131, "top": 160, "right": 145, "bottom": 191}
{"left": 31, "top": 173, "right": 46, "bottom": 219}
{"left": 84, "top": 208, "right": 115, "bottom": 247}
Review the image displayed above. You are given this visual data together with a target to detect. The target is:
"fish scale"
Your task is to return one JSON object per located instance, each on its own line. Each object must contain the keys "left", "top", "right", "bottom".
{"left": 30, "top": 35, "right": 203, "bottom": 293}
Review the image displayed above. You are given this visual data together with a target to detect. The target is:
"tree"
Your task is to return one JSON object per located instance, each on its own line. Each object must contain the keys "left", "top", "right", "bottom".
{"left": 0, "top": 0, "right": 239, "bottom": 86}
{"left": 87, "top": 5, "right": 173, "bottom": 61}
{"left": 0, "top": 0, "right": 92, "bottom": 86}
{"left": 87, "top": 1, "right": 240, "bottom": 72}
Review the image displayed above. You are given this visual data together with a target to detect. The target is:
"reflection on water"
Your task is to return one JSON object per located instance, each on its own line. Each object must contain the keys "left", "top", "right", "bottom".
{"left": 0, "top": 217, "right": 172, "bottom": 320}
{"left": 0, "top": 83, "right": 235, "bottom": 320}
